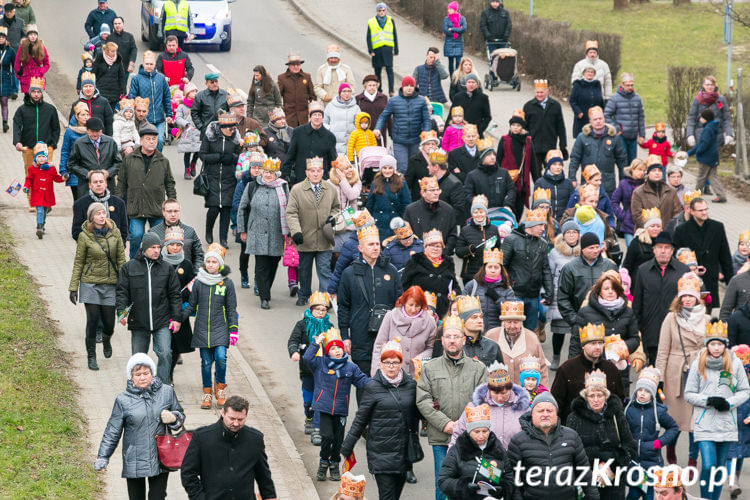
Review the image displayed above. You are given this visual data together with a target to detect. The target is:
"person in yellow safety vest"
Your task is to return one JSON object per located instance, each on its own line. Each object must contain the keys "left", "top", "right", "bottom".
{"left": 162, "top": 0, "right": 192, "bottom": 49}
{"left": 366, "top": 2, "right": 399, "bottom": 96}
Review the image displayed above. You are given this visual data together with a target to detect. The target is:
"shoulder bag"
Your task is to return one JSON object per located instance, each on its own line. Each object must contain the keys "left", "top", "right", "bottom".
{"left": 193, "top": 163, "right": 209, "bottom": 197}
{"left": 387, "top": 387, "right": 424, "bottom": 463}
{"left": 357, "top": 274, "right": 391, "bottom": 335}
{"left": 676, "top": 324, "right": 691, "bottom": 393}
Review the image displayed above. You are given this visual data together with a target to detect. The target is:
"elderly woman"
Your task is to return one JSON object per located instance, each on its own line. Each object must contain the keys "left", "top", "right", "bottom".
{"left": 93, "top": 41, "right": 126, "bottom": 111}
{"left": 69, "top": 202, "right": 126, "bottom": 371}
{"left": 341, "top": 340, "right": 419, "bottom": 499}
{"left": 686, "top": 75, "right": 733, "bottom": 154}
{"left": 448, "top": 56, "right": 474, "bottom": 102}
{"left": 247, "top": 65, "right": 282, "bottom": 127}
{"left": 565, "top": 369, "right": 637, "bottom": 500}
{"left": 450, "top": 362, "right": 529, "bottom": 450}
{"left": 237, "top": 158, "right": 289, "bottom": 310}
{"left": 402, "top": 229, "right": 460, "bottom": 318}
{"left": 365, "top": 155, "right": 410, "bottom": 239}
{"left": 59, "top": 102, "right": 90, "bottom": 199}
{"left": 456, "top": 194, "right": 500, "bottom": 283}
{"left": 94, "top": 353, "right": 185, "bottom": 500}
{"left": 462, "top": 248, "right": 515, "bottom": 332}
{"left": 569, "top": 64, "right": 604, "bottom": 138}
{"left": 611, "top": 158, "right": 645, "bottom": 247}
{"left": 622, "top": 207, "right": 662, "bottom": 283}
{"left": 324, "top": 82, "right": 361, "bottom": 155}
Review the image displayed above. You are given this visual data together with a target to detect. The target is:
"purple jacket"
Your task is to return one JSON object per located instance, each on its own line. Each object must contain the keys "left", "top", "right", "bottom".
{"left": 611, "top": 176, "right": 643, "bottom": 235}
{"left": 449, "top": 383, "right": 530, "bottom": 450}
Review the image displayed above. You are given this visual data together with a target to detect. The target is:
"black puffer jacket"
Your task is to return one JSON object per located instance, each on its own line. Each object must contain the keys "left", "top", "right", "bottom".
{"left": 570, "top": 294, "right": 640, "bottom": 357}
{"left": 565, "top": 395, "right": 637, "bottom": 468}
{"left": 403, "top": 198, "right": 458, "bottom": 256}
{"left": 456, "top": 220, "right": 500, "bottom": 282}
{"left": 92, "top": 52, "right": 126, "bottom": 104}
{"left": 340, "top": 370, "right": 418, "bottom": 474}
{"left": 480, "top": 4, "right": 511, "bottom": 41}
{"left": 404, "top": 151, "right": 429, "bottom": 202}
{"left": 534, "top": 170, "right": 576, "bottom": 222}
{"left": 729, "top": 302, "right": 750, "bottom": 347}
{"left": 557, "top": 255, "right": 618, "bottom": 327}
{"left": 200, "top": 122, "right": 241, "bottom": 208}
{"left": 464, "top": 279, "right": 516, "bottom": 332}
{"left": 464, "top": 162, "right": 516, "bottom": 210}
{"left": 463, "top": 334, "right": 504, "bottom": 367}
{"left": 402, "top": 252, "right": 460, "bottom": 318}
{"left": 438, "top": 171, "right": 467, "bottom": 224}
{"left": 621, "top": 233, "right": 653, "bottom": 284}
{"left": 504, "top": 412, "right": 599, "bottom": 500}
{"left": 501, "top": 226, "right": 553, "bottom": 298}
{"left": 438, "top": 431, "right": 507, "bottom": 500}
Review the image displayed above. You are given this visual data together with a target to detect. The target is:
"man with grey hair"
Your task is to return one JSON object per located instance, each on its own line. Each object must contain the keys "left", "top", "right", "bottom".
{"left": 604, "top": 72, "right": 645, "bottom": 164}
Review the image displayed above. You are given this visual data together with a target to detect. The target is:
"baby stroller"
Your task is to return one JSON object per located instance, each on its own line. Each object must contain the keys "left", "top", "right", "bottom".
{"left": 484, "top": 42, "right": 521, "bottom": 92}
{"left": 487, "top": 206, "right": 518, "bottom": 229}
{"left": 355, "top": 143, "right": 389, "bottom": 203}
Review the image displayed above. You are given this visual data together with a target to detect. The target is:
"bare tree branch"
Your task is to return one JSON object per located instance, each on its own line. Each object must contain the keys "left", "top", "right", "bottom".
{"left": 710, "top": 0, "right": 750, "bottom": 29}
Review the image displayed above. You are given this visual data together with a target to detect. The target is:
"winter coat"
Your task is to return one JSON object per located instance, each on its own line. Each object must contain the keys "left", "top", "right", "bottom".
{"left": 684, "top": 351, "right": 750, "bottom": 442}
{"left": 286, "top": 178, "right": 340, "bottom": 252}
{"left": 625, "top": 397, "right": 679, "bottom": 468}
{"left": 570, "top": 294, "right": 640, "bottom": 357}
{"left": 277, "top": 69, "right": 315, "bottom": 128}
{"left": 557, "top": 254, "right": 618, "bottom": 327}
{"left": 687, "top": 120, "right": 719, "bottom": 167}
{"left": 686, "top": 93, "right": 733, "bottom": 145}
{"left": 263, "top": 124, "right": 294, "bottom": 163}
{"left": 24, "top": 163, "right": 64, "bottom": 208}
{"left": 565, "top": 395, "right": 637, "bottom": 468}
{"left": 722, "top": 270, "right": 750, "bottom": 321}
{"left": 149, "top": 222, "right": 203, "bottom": 274}
{"left": 449, "top": 89, "right": 492, "bottom": 136}
{"left": 190, "top": 88, "right": 228, "bottom": 135}
{"left": 463, "top": 332, "right": 505, "bottom": 368}
{"left": 504, "top": 413, "right": 599, "bottom": 500}
{"left": 127, "top": 65, "right": 172, "bottom": 124}
{"left": 604, "top": 87, "right": 646, "bottom": 140}
{"left": 281, "top": 123, "right": 337, "bottom": 184}
{"left": 523, "top": 96, "right": 567, "bottom": 154}
{"left": 382, "top": 236, "right": 424, "bottom": 273}
{"left": 199, "top": 122, "right": 241, "bottom": 208}
{"left": 611, "top": 176, "right": 642, "bottom": 234}
{"left": 329, "top": 169, "right": 362, "bottom": 222}
{"left": 534, "top": 170, "right": 576, "bottom": 222}
{"left": 374, "top": 88, "right": 431, "bottom": 145}
{"left": 622, "top": 232, "right": 654, "bottom": 285}
{"left": 501, "top": 226, "right": 553, "bottom": 298}
{"left": 327, "top": 231, "right": 360, "bottom": 295}
{"left": 439, "top": 431, "right": 507, "bottom": 500}
{"left": 92, "top": 52, "right": 126, "bottom": 104}
{"left": 0, "top": 45, "right": 16, "bottom": 96}
{"left": 673, "top": 217, "right": 733, "bottom": 309}
{"left": 438, "top": 172, "right": 467, "bottom": 222}
{"left": 405, "top": 152, "right": 430, "bottom": 201}
{"left": 180, "top": 419, "right": 276, "bottom": 500}
{"left": 72, "top": 192, "right": 128, "bottom": 244}
{"left": 85, "top": 6, "right": 117, "bottom": 37}
{"left": 355, "top": 91, "right": 389, "bottom": 140}
{"left": 441, "top": 124, "right": 463, "bottom": 154}
{"left": 323, "top": 97, "right": 360, "bottom": 155}
{"left": 565, "top": 186, "right": 616, "bottom": 229}
{"left": 246, "top": 80, "right": 282, "bottom": 128}
{"left": 347, "top": 112, "right": 378, "bottom": 161}
{"left": 112, "top": 114, "right": 140, "bottom": 151}
{"left": 155, "top": 49, "right": 194, "bottom": 88}
{"left": 183, "top": 275, "right": 238, "bottom": 349}
{"left": 464, "top": 279, "right": 516, "bottom": 331}
{"left": 464, "top": 162, "right": 516, "bottom": 212}
{"left": 729, "top": 302, "right": 750, "bottom": 348}
{"left": 69, "top": 90, "right": 114, "bottom": 137}
{"left": 547, "top": 234, "right": 580, "bottom": 322}
{"left": 371, "top": 307, "right": 436, "bottom": 377}
{"left": 14, "top": 41, "right": 49, "bottom": 94}
{"left": 630, "top": 180, "right": 682, "bottom": 230}
{"left": 416, "top": 351, "right": 488, "bottom": 445}
{"left": 402, "top": 252, "right": 460, "bottom": 318}
{"left": 447, "top": 144, "right": 479, "bottom": 183}
{"left": 569, "top": 78, "right": 604, "bottom": 137}
{"left": 640, "top": 134, "right": 673, "bottom": 166}
{"left": 238, "top": 178, "right": 287, "bottom": 257}
{"left": 69, "top": 135, "right": 121, "bottom": 192}
{"left": 486, "top": 327, "right": 549, "bottom": 387}
{"left": 98, "top": 378, "right": 184, "bottom": 479}
{"left": 14, "top": 1, "right": 35, "bottom": 25}
{"left": 442, "top": 15, "right": 467, "bottom": 57}
{"left": 569, "top": 123, "right": 627, "bottom": 196}
{"left": 572, "top": 56, "right": 613, "bottom": 99}
{"left": 550, "top": 353, "right": 625, "bottom": 424}
{"left": 109, "top": 30, "right": 137, "bottom": 71}
{"left": 174, "top": 102, "right": 201, "bottom": 153}
{"left": 287, "top": 317, "right": 324, "bottom": 379}
{"left": 12, "top": 94, "right": 60, "bottom": 149}
{"left": 733, "top": 250, "right": 747, "bottom": 277}
{"left": 413, "top": 60, "right": 448, "bottom": 104}
{"left": 303, "top": 341, "right": 369, "bottom": 415}
{"left": 338, "top": 256, "right": 402, "bottom": 362}
{"left": 403, "top": 198, "right": 458, "bottom": 255}
{"left": 70, "top": 220, "right": 126, "bottom": 291}
{"left": 480, "top": 5, "right": 511, "bottom": 41}
{"left": 0, "top": 16, "right": 24, "bottom": 50}
{"left": 340, "top": 370, "right": 418, "bottom": 474}
{"left": 456, "top": 220, "right": 500, "bottom": 282}
{"left": 115, "top": 253, "right": 182, "bottom": 332}
{"left": 450, "top": 383, "right": 529, "bottom": 449}
{"left": 116, "top": 146, "right": 176, "bottom": 219}
{"left": 314, "top": 62, "right": 356, "bottom": 102}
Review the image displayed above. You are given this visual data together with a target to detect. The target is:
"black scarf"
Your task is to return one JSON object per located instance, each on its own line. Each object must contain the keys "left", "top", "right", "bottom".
{"left": 510, "top": 133, "right": 526, "bottom": 168}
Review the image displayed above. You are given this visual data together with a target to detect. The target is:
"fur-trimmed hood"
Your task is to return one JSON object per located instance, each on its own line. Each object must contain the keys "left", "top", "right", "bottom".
{"left": 553, "top": 232, "right": 581, "bottom": 257}
{"left": 570, "top": 393, "right": 623, "bottom": 422}
{"left": 472, "top": 383, "right": 530, "bottom": 412}
{"left": 205, "top": 121, "right": 242, "bottom": 144}
{"left": 582, "top": 123, "right": 617, "bottom": 137}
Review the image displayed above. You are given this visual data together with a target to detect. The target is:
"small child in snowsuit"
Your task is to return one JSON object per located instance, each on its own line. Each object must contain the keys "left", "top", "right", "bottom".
{"left": 441, "top": 105, "right": 465, "bottom": 152}
{"left": 236, "top": 132, "right": 265, "bottom": 179}
{"left": 174, "top": 82, "right": 201, "bottom": 178}
{"left": 639, "top": 121, "right": 673, "bottom": 169}
{"left": 23, "top": 142, "right": 66, "bottom": 239}
{"left": 76, "top": 52, "right": 94, "bottom": 92}
{"left": 346, "top": 111, "right": 377, "bottom": 163}
{"left": 518, "top": 355, "right": 548, "bottom": 403}
{"left": 112, "top": 98, "right": 140, "bottom": 157}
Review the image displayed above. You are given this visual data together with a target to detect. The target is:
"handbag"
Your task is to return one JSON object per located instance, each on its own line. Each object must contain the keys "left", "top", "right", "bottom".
{"left": 676, "top": 324, "right": 691, "bottom": 393}
{"left": 192, "top": 164, "right": 209, "bottom": 197}
{"left": 283, "top": 236, "right": 299, "bottom": 267}
{"left": 356, "top": 275, "right": 390, "bottom": 334}
{"left": 387, "top": 388, "right": 424, "bottom": 463}
{"left": 156, "top": 426, "right": 192, "bottom": 471}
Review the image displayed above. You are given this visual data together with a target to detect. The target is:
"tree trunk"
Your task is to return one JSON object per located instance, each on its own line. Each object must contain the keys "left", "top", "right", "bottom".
{"left": 631, "top": 0, "right": 650, "bottom": 4}
{"left": 614, "top": 0, "right": 629, "bottom": 9}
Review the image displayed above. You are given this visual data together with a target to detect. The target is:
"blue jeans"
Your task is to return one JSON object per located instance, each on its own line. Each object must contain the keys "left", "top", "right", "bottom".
{"left": 432, "top": 445, "right": 448, "bottom": 500}
{"left": 392, "top": 142, "right": 420, "bottom": 175}
{"left": 698, "top": 440, "right": 730, "bottom": 500}
{"left": 689, "top": 431, "right": 699, "bottom": 460}
{"left": 624, "top": 232, "right": 634, "bottom": 246}
{"left": 298, "top": 250, "right": 333, "bottom": 302}
{"left": 520, "top": 296, "right": 540, "bottom": 331}
{"left": 35, "top": 206, "right": 48, "bottom": 225}
{"left": 131, "top": 327, "right": 172, "bottom": 383}
{"left": 199, "top": 346, "right": 227, "bottom": 388}
{"left": 129, "top": 217, "right": 163, "bottom": 258}
{"left": 621, "top": 136, "right": 638, "bottom": 165}
{"left": 155, "top": 121, "right": 166, "bottom": 151}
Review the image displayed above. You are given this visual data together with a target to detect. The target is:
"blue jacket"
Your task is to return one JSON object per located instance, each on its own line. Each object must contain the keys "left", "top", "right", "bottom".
{"left": 624, "top": 399, "right": 679, "bottom": 468}
{"left": 534, "top": 170, "right": 575, "bottom": 222}
{"left": 303, "top": 342, "right": 369, "bottom": 416}
{"left": 382, "top": 237, "right": 424, "bottom": 273}
{"left": 365, "top": 183, "right": 411, "bottom": 238}
{"left": 327, "top": 231, "right": 360, "bottom": 295}
{"left": 604, "top": 87, "right": 646, "bottom": 140}
{"left": 687, "top": 120, "right": 719, "bottom": 167}
{"left": 566, "top": 185, "right": 616, "bottom": 228}
{"left": 59, "top": 116, "right": 84, "bottom": 187}
{"left": 85, "top": 7, "right": 118, "bottom": 38}
{"left": 0, "top": 45, "right": 15, "bottom": 96}
{"left": 375, "top": 89, "right": 431, "bottom": 145}
{"left": 442, "top": 16, "right": 467, "bottom": 57}
{"left": 128, "top": 65, "right": 172, "bottom": 124}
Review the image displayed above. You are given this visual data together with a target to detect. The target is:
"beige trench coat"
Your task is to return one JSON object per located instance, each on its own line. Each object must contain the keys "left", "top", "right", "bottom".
{"left": 286, "top": 179, "right": 341, "bottom": 252}
{"left": 485, "top": 327, "right": 549, "bottom": 387}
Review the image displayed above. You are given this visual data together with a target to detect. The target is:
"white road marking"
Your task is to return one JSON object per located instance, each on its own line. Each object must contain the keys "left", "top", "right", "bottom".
{"left": 206, "top": 63, "right": 220, "bottom": 74}
{"left": 237, "top": 88, "right": 248, "bottom": 100}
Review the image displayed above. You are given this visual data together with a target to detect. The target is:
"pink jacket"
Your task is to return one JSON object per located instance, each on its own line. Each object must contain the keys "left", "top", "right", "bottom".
{"left": 371, "top": 307, "right": 436, "bottom": 377}
{"left": 15, "top": 45, "right": 50, "bottom": 94}
{"left": 441, "top": 124, "right": 464, "bottom": 152}
{"left": 449, "top": 383, "right": 530, "bottom": 449}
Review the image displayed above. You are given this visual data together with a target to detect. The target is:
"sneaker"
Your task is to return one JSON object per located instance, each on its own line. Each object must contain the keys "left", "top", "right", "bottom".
{"left": 289, "top": 281, "right": 299, "bottom": 297}
{"left": 241, "top": 273, "right": 250, "bottom": 289}
{"left": 304, "top": 418, "right": 313, "bottom": 435}
{"left": 712, "top": 197, "right": 727, "bottom": 203}
{"left": 311, "top": 428, "right": 322, "bottom": 446}
{"left": 184, "top": 171, "right": 192, "bottom": 180}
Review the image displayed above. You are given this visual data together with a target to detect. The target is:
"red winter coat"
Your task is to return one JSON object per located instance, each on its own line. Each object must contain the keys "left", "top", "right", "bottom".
{"left": 639, "top": 133, "right": 673, "bottom": 166}
{"left": 24, "top": 164, "right": 64, "bottom": 207}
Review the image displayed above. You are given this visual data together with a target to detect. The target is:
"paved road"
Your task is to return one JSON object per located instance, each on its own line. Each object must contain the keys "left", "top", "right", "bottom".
{"left": 9, "top": 1, "right": 750, "bottom": 499}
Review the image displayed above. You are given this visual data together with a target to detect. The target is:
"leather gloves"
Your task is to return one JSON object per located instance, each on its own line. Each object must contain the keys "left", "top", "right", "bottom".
{"left": 69, "top": 291, "right": 78, "bottom": 305}
{"left": 706, "top": 396, "right": 730, "bottom": 412}
{"left": 292, "top": 232, "right": 303, "bottom": 245}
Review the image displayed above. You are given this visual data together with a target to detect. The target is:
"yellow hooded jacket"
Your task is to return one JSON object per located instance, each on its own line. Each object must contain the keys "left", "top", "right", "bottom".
{"left": 347, "top": 112, "right": 378, "bottom": 162}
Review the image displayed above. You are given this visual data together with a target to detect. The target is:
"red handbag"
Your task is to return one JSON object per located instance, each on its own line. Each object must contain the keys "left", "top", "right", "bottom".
{"left": 156, "top": 427, "right": 192, "bottom": 471}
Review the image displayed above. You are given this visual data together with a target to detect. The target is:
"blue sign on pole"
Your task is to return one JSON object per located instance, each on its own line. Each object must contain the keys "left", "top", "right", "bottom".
{"left": 725, "top": 6, "right": 733, "bottom": 44}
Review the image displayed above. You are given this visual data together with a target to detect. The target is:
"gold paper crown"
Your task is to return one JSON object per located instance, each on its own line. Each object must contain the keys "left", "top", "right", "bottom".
{"left": 483, "top": 248, "right": 503, "bottom": 265}
{"left": 647, "top": 154, "right": 662, "bottom": 167}
{"left": 706, "top": 321, "right": 728, "bottom": 341}
{"left": 381, "top": 337, "right": 402, "bottom": 356}
{"left": 134, "top": 96, "right": 150, "bottom": 108}
{"left": 338, "top": 472, "right": 366, "bottom": 498}
{"left": 205, "top": 242, "right": 226, "bottom": 260}
{"left": 525, "top": 208, "right": 547, "bottom": 223}
{"left": 81, "top": 71, "right": 96, "bottom": 83}
{"left": 534, "top": 79, "right": 548, "bottom": 90}
{"left": 357, "top": 224, "right": 380, "bottom": 244}
{"left": 580, "top": 183, "right": 599, "bottom": 200}
{"left": 243, "top": 131, "right": 260, "bottom": 146}
{"left": 465, "top": 404, "right": 491, "bottom": 424}
{"left": 29, "top": 76, "right": 45, "bottom": 90}
{"left": 653, "top": 468, "right": 682, "bottom": 488}
{"left": 306, "top": 156, "right": 324, "bottom": 169}
{"left": 443, "top": 314, "right": 464, "bottom": 333}
{"left": 683, "top": 189, "right": 701, "bottom": 205}
{"left": 512, "top": 109, "right": 525, "bottom": 120}
{"left": 456, "top": 295, "right": 481, "bottom": 317}
{"left": 472, "top": 194, "right": 488, "bottom": 209}
{"left": 308, "top": 291, "right": 331, "bottom": 308}
{"left": 247, "top": 151, "right": 266, "bottom": 166}
{"left": 423, "top": 228, "right": 443, "bottom": 246}
{"left": 638, "top": 366, "right": 661, "bottom": 387}
{"left": 500, "top": 300, "right": 524, "bottom": 318}
{"left": 676, "top": 248, "right": 698, "bottom": 266}
{"left": 579, "top": 323, "right": 605, "bottom": 344}
{"left": 545, "top": 149, "right": 563, "bottom": 164}
{"left": 678, "top": 272, "right": 701, "bottom": 295}
{"left": 322, "top": 328, "right": 343, "bottom": 349}
{"left": 268, "top": 107, "right": 285, "bottom": 121}
{"left": 582, "top": 164, "right": 601, "bottom": 182}
{"left": 225, "top": 88, "right": 243, "bottom": 108}
{"left": 418, "top": 176, "right": 439, "bottom": 191}
{"left": 262, "top": 157, "right": 281, "bottom": 172}
{"left": 0, "top": 27, "right": 8, "bottom": 37}
{"left": 429, "top": 149, "right": 447, "bottom": 165}
{"left": 425, "top": 291, "right": 437, "bottom": 309}
{"left": 393, "top": 221, "right": 413, "bottom": 240}
{"left": 739, "top": 230, "right": 750, "bottom": 244}
{"left": 585, "top": 40, "right": 599, "bottom": 51}
{"left": 477, "top": 137, "right": 494, "bottom": 151}
{"left": 585, "top": 369, "right": 608, "bottom": 390}
{"left": 641, "top": 207, "right": 661, "bottom": 222}
{"left": 217, "top": 112, "right": 237, "bottom": 126}
{"left": 655, "top": 122, "right": 666, "bottom": 132}
{"left": 352, "top": 209, "right": 373, "bottom": 229}
{"left": 533, "top": 187, "right": 551, "bottom": 204}
{"left": 420, "top": 130, "right": 438, "bottom": 144}
{"left": 463, "top": 123, "right": 478, "bottom": 136}
{"left": 119, "top": 98, "right": 134, "bottom": 110}
{"left": 519, "top": 356, "right": 541, "bottom": 373}
{"left": 308, "top": 101, "right": 325, "bottom": 114}
{"left": 451, "top": 105, "right": 464, "bottom": 117}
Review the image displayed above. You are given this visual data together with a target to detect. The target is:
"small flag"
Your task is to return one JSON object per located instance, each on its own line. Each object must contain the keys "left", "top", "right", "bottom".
{"left": 6, "top": 179, "right": 22, "bottom": 197}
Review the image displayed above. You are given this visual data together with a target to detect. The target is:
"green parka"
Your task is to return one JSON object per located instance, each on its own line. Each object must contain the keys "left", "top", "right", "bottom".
{"left": 69, "top": 219, "right": 126, "bottom": 291}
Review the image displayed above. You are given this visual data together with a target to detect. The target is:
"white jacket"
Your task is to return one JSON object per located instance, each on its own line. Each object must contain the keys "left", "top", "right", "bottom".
{"left": 571, "top": 57, "right": 613, "bottom": 99}
{"left": 112, "top": 114, "right": 140, "bottom": 150}
{"left": 323, "top": 97, "right": 360, "bottom": 155}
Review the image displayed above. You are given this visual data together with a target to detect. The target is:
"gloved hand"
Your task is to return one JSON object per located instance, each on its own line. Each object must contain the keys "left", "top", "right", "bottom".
{"left": 22, "top": 187, "right": 29, "bottom": 194}
{"left": 229, "top": 332, "right": 239, "bottom": 346}
{"left": 325, "top": 215, "right": 336, "bottom": 226}
{"left": 160, "top": 410, "right": 177, "bottom": 424}
{"left": 653, "top": 439, "right": 661, "bottom": 450}
{"left": 707, "top": 396, "right": 730, "bottom": 412}
{"left": 562, "top": 148, "right": 569, "bottom": 161}
{"left": 69, "top": 291, "right": 78, "bottom": 305}
{"left": 292, "top": 232, "right": 303, "bottom": 245}
{"left": 221, "top": 151, "right": 236, "bottom": 164}
{"left": 93, "top": 457, "right": 109, "bottom": 471}
{"left": 468, "top": 243, "right": 477, "bottom": 254}
{"left": 687, "top": 135, "right": 696, "bottom": 147}
{"left": 486, "top": 287, "right": 500, "bottom": 301}
{"left": 467, "top": 482, "right": 481, "bottom": 492}
{"left": 725, "top": 134, "right": 734, "bottom": 145}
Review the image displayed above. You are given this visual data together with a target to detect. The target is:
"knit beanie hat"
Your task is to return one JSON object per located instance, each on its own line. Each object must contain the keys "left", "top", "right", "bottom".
{"left": 470, "top": 194, "right": 489, "bottom": 214}
{"left": 530, "top": 391, "right": 558, "bottom": 411}
{"left": 379, "top": 154, "right": 398, "bottom": 170}
{"left": 338, "top": 82, "right": 352, "bottom": 95}
{"left": 561, "top": 219, "right": 580, "bottom": 235}
{"left": 465, "top": 404, "right": 491, "bottom": 432}
{"left": 580, "top": 232, "right": 600, "bottom": 249}
{"left": 87, "top": 202, "right": 106, "bottom": 222}
{"left": 401, "top": 75, "right": 416, "bottom": 88}
{"left": 99, "top": 23, "right": 111, "bottom": 36}
{"left": 140, "top": 232, "right": 162, "bottom": 252}
{"left": 205, "top": 242, "right": 226, "bottom": 268}
{"left": 575, "top": 205, "right": 596, "bottom": 226}
{"left": 164, "top": 226, "right": 185, "bottom": 246}
{"left": 126, "top": 353, "right": 156, "bottom": 381}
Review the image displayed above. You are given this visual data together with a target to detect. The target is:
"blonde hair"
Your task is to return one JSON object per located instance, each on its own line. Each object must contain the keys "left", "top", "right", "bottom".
{"left": 452, "top": 57, "right": 474, "bottom": 84}
{"left": 103, "top": 41, "right": 119, "bottom": 54}
{"left": 704, "top": 75, "right": 717, "bottom": 86}
{"left": 697, "top": 346, "right": 732, "bottom": 379}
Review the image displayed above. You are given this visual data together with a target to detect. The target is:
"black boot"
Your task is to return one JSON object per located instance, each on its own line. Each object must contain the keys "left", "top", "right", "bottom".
{"left": 36, "top": 223, "right": 43, "bottom": 239}
{"left": 316, "top": 460, "right": 329, "bottom": 481}
{"left": 3, "top": 121, "right": 8, "bottom": 133}
{"left": 102, "top": 335, "right": 113, "bottom": 358}
{"left": 86, "top": 339, "right": 99, "bottom": 371}
{"left": 328, "top": 461, "right": 340, "bottom": 481}
{"left": 205, "top": 232, "right": 213, "bottom": 245}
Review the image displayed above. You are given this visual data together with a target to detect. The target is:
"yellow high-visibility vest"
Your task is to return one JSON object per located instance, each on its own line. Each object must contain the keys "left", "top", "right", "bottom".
{"left": 164, "top": 0, "right": 189, "bottom": 33}
{"left": 368, "top": 16, "right": 394, "bottom": 50}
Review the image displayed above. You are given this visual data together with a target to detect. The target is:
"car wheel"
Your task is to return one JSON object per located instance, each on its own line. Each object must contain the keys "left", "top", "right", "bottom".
{"left": 220, "top": 27, "right": 231, "bottom": 52}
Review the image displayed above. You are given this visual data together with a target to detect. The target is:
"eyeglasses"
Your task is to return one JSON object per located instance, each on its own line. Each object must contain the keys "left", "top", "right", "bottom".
{"left": 382, "top": 361, "right": 401, "bottom": 367}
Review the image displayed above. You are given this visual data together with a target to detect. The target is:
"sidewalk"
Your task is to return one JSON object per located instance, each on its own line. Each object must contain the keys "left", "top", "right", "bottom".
{"left": 0, "top": 101, "right": 317, "bottom": 498}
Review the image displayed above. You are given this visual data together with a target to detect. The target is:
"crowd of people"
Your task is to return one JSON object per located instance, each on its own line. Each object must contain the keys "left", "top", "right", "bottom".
{"left": 9, "top": 0, "right": 750, "bottom": 499}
